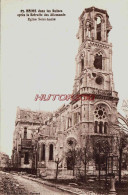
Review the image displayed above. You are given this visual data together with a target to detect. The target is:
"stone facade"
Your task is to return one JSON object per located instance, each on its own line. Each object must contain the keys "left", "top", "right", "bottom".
{"left": 12, "top": 7, "right": 121, "bottom": 177}
{"left": 11, "top": 107, "right": 52, "bottom": 169}
{"left": 0, "top": 152, "right": 9, "bottom": 168}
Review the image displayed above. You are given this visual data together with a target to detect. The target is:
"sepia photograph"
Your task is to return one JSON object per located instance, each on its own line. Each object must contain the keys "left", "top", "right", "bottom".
{"left": 1, "top": 0, "right": 128, "bottom": 194}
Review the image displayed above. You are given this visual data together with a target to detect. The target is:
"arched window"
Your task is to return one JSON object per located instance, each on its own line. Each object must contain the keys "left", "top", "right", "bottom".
{"left": 94, "top": 105, "right": 108, "bottom": 135}
{"left": 88, "top": 23, "right": 91, "bottom": 38}
{"left": 24, "top": 127, "right": 27, "bottom": 139}
{"left": 41, "top": 144, "right": 45, "bottom": 161}
{"left": 80, "top": 78, "right": 83, "bottom": 85}
{"left": 104, "top": 122, "right": 107, "bottom": 134}
{"left": 24, "top": 152, "right": 29, "bottom": 164}
{"left": 81, "top": 59, "right": 84, "bottom": 71}
{"left": 68, "top": 117, "right": 72, "bottom": 128}
{"left": 96, "top": 16, "right": 101, "bottom": 41}
{"left": 94, "top": 121, "right": 98, "bottom": 133}
{"left": 82, "top": 21, "right": 84, "bottom": 42}
{"left": 37, "top": 150, "right": 39, "bottom": 162}
{"left": 99, "top": 121, "right": 103, "bottom": 134}
{"left": 49, "top": 144, "right": 53, "bottom": 160}
{"left": 86, "top": 21, "right": 91, "bottom": 38}
{"left": 74, "top": 113, "right": 77, "bottom": 125}
{"left": 94, "top": 54, "right": 102, "bottom": 69}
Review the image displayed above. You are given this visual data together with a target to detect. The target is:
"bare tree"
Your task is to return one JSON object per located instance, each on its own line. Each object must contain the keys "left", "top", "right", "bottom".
{"left": 122, "top": 99, "right": 128, "bottom": 120}
{"left": 66, "top": 147, "right": 78, "bottom": 176}
{"left": 118, "top": 135, "right": 127, "bottom": 183}
{"left": 77, "top": 136, "right": 93, "bottom": 182}
{"left": 55, "top": 157, "right": 62, "bottom": 180}
{"left": 108, "top": 118, "right": 128, "bottom": 183}
{"left": 93, "top": 139, "right": 110, "bottom": 181}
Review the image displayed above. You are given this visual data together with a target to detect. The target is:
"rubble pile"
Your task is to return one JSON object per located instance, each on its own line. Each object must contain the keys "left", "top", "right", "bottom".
{"left": 0, "top": 171, "right": 28, "bottom": 195}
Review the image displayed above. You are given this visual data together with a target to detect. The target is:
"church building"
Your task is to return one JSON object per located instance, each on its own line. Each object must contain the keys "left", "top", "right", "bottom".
{"left": 12, "top": 7, "right": 121, "bottom": 177}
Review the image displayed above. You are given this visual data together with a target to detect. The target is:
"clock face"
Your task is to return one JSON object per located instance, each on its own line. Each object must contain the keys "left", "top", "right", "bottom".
{"left": 95, "top": 76, "right": 103, "bottom": 85}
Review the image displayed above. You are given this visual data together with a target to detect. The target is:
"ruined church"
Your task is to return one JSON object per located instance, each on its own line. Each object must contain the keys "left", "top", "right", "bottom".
{"left": 12, "top": 7, "right": 120, "bottom": 177}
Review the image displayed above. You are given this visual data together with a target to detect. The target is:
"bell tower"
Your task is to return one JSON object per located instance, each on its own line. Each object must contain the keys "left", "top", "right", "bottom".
{"left": 71, "top": 7, "right": 119, "bottom": 141}
{"left": 73, "top": 7, "right": 118, "bottom": 101}
{"left": 70, "top": 7, "right": 119, "bottom": 171}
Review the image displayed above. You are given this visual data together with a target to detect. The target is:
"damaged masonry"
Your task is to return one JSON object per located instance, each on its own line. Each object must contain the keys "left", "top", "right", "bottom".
{"left": 12, "top": 7, "right": 128, "bottom": 180}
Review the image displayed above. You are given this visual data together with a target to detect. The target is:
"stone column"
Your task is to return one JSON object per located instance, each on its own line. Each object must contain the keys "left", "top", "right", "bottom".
{"left": 109, "top": 50, "right": 112, "bottom": 72}
{"left": 102, "top": 57, "right": 105, "bottom": 71}
{"left": 94, "top": 19, "right": 97, "bottom": 40}
{"left": 39, "top": 144, "right": 42, "bottom": 162}
{"left": 45, "top": 144, "right": 49, "bottom": 165}
{"left": 72, "top": 114, "right": 74, "bottom": 126}
{"left": 101, "top": 21, "right": 105, "bottom": 41}
{"left": 90, "top": 53, "right": 92, "bottom": 68}
{"left": 101, "top": 122, "right": 104, "bottom": 133}
{"left": 104, "top": 19, "right": 107, "bottom": 41}
{"left": 76, "top": 62, "right": 78, "bottom": 78}
{"left": 104, "top": 29, "right": 107, "bottom": 42}
{"left": 78, "top": 62, "right": 81, "bottom": 76}
{"left": 84, "top": 26, "right": 86, "bottom": 40}
{"left": 82, "top": 25, "right": 84, "bottom": 42}
{"left": 98, "top": 122, "right": 99, "bottom": 134}
{"left": 87, "top": 50, "right": 90, "bottom": 67}
{"left": 109, "top": 175, "right": 117, "bottom": 195}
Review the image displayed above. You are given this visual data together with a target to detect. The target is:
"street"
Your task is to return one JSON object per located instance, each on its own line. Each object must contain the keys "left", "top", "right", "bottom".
{"left": 0, "top": 171, "right": 71, "bottom": 195}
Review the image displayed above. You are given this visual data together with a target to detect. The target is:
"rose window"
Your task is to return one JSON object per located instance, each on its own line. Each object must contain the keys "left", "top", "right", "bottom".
{"left": 94, "top": 105, "right": 107, "bottom": 120}
{"left": 67, "top": 138, "right": 77, "bottom": 148}
{"left": 68, "top": 140, "right": 73, "bottom": 146}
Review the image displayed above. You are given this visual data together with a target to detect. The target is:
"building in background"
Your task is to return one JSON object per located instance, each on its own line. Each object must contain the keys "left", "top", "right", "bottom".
{"left": 0, "top": 152, "right": 9, "bottom": 169}
{"left": 11, "top": 107, "right": 52, "bottom": 169}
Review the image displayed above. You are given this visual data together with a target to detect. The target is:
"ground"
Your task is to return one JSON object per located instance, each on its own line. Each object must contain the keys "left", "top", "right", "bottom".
{"left": 0, "top": 171, "right": 128, "bottom": 195}
{"left": 48, "top": 177, "right": 128, "bottom": 195}
{"left": 0, "top": 171, "right": 71, "bottom": 195}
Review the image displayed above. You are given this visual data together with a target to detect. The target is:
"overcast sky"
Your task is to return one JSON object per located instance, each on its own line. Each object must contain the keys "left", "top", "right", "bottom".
{"left": 1, "top": 0, "right": 128, "bottom": 157}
